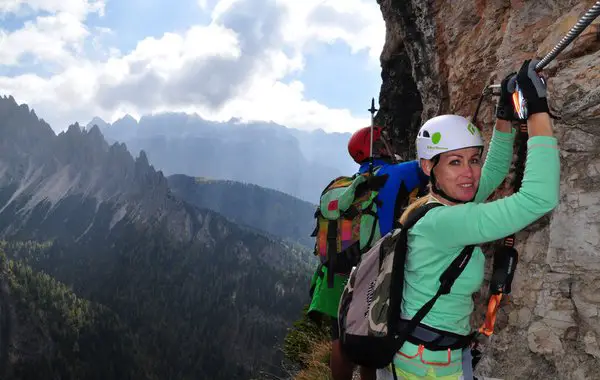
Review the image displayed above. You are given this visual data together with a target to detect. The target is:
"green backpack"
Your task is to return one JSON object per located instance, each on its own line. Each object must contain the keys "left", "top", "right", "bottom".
{"left": 311, "top": 168, "right": 389, "bottom": 288}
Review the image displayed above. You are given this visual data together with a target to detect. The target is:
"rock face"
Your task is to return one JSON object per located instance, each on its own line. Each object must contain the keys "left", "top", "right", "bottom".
{"left": 377, "top": 1, "right": 600, "bottom": 379}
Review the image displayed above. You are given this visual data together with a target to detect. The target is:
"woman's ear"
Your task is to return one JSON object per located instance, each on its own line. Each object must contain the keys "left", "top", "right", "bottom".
{"left": 420, "top": 158, "right": 434, "bottom": 176}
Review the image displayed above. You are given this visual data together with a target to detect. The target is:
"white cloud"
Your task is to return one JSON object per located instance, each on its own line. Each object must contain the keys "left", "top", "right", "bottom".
{"left": 0, "top": 0, "right": 105, "bottom": 19}
{"left": 0, "top": 0, "right": 106, "bottom": 67}
{"left": 0, "top": 12, "right": 89, "bottom": 66}
{"left": 277, "top": 0, "right": 385, "bottom": 61}
{"left": 0, "top": 0, "right": 382, "bottom": 134}
{"left": 221, "top": 80, "right": 368, "bottom": 133}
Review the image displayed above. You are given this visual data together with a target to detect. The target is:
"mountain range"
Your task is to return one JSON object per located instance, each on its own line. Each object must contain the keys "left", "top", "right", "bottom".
{"left": 87, "top": 112, "right": 358, "bottom": 203}
{"left": 167, "top": 174, "right": 317, "bottom": 248}
{"left": 0, "top": 94, "right": 318, "bottom": 380}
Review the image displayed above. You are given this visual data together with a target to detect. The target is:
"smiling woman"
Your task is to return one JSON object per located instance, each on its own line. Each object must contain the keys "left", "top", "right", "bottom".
{"left": 415, "top": 115, "right": 488, "bottom": 205}
{"left": 426, "top": 148, "right": 482, "bottom": 202}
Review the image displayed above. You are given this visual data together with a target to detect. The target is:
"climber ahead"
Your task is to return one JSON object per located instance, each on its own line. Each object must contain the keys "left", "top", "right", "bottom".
{"left": 348, "top": 125, "right": 429, "bottom": 235}
{"left": 308, "top": 124, "right": 429, "bottom": 380}
{"left": 374, "top": 59, "right": 560, "bottom": 380}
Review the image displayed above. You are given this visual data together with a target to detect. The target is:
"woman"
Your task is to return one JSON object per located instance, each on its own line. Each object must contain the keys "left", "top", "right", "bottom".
{"left": 378, "top": 59, "right": 560, "bottom": 380}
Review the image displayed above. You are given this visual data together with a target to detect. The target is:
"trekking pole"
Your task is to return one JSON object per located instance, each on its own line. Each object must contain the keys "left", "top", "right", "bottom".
{"left": 366, "top": 98, "right": 398, "bottom": 163}
{"left": 368, "top": 98, "right": 378, "bottom": 173}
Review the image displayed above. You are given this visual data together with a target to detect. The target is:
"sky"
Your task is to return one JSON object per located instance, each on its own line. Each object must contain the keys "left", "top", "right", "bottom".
{"left": 0, "top": 0, "right": 386, "bottom": 133}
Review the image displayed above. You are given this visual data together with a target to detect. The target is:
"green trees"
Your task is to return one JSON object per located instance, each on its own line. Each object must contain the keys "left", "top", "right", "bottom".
{"left": 0, "top": 247, "right": 150, "bottom": 380}
{"left": 0, "top": 208, "right": 313, "bottom": 380}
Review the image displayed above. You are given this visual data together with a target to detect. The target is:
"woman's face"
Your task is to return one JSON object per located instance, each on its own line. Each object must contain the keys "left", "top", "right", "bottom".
{"left": 421, "top": 147, "right": 482, "bottom": 203}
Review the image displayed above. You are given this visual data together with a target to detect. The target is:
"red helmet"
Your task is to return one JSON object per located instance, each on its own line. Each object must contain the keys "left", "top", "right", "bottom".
{"left": 348, "top": 126, "right": 390, "bottom": 164}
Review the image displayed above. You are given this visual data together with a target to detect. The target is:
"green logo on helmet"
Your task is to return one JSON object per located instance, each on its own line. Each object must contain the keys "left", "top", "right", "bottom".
{"left": 431, "top": 132, "right": 441, "bottom": 144}
{"left": 467, "top": 123, "right": 477, "bottom": 136}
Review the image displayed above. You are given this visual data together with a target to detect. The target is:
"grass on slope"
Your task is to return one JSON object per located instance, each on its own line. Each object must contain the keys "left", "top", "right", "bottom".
{"left": 293, "top": 339, "right": 333, "bottom": 380}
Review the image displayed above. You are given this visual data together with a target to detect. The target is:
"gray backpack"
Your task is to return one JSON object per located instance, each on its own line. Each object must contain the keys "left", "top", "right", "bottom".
{"left": 337, "top": 202, "right": 475, "bottom": 369}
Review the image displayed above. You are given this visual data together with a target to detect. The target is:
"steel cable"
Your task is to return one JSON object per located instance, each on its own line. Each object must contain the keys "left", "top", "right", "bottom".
{"left": 536, "top": 1, "right": 600, "bottom": 70}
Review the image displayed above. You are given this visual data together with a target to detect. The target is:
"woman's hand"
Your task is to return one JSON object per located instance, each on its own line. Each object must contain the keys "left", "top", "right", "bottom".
{"left": 516, "top": 59, "right": 550, "bottom": 116}
{"left": 515, "top": 59, "right": 553, "bottom": 137}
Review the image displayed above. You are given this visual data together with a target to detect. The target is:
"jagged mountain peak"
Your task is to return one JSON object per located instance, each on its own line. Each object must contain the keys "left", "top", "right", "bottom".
{"left": 135, "top": 150, "right": 152, "bottom": 171}
{"left": 109, "top": 141, "right": 130, "bottom": 156}
{"left": 90, "top": 110, "right": 356, "bottom": 203}
{"left": 87, "top": 124, "right": 104, "bottom": 139}
{"left": 121, "top": 113, "right": 137, "bottom": 122}
{"left": 57, "top": 122, "right": 109, "bottom": 156}
{"left": 0, "top": 97, "right": 171, "bottom": 234}
{"left": 114, "top": 114, "right": 138, "bottom": 126}
{"left": 86, "top": 116, "right": 110, "bottom": 130}
{"left": 64, "top": 122, "right": 84, "bottom": 136}
{"left": 0, "top": 95, "right": 55, "bottom": 144}
{"left": 0, "top": 95, "right": 309, "bottom": 249}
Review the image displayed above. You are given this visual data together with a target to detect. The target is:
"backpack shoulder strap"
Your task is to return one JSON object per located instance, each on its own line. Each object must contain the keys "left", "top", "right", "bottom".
{"left": 401, "top": 202, "right": 443, "bottom": 230}
{"left": 400, "top": 245, "right": 475, "bottom": 331}
{"left": 388, "top": 202, "right": 445, "bottom": 326}
{"left": 393, "top": 201, "right": 475, "bottom": 337}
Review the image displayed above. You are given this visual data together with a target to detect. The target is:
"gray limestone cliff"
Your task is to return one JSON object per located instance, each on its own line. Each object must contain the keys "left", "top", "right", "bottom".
{"left": 376, "top": 1, "right": 600, "bottom": 379}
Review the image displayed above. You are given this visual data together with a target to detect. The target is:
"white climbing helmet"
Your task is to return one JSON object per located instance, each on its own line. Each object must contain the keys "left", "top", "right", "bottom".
{"left": 416, "top": 114, "right": 484, "bottom": 161}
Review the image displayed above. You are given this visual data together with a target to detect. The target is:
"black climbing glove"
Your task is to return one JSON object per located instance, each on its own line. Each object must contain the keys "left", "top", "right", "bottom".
{"left": 495, "top": 72, "right": 518, "bottom": 121}
{"left": 516, "top": 59, "right": 549, "bottom": 117}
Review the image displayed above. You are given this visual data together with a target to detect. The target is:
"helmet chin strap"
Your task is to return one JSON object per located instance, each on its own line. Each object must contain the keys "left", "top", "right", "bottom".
{"left": 429, "top": 158, "right": 475, "bottom": 204}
